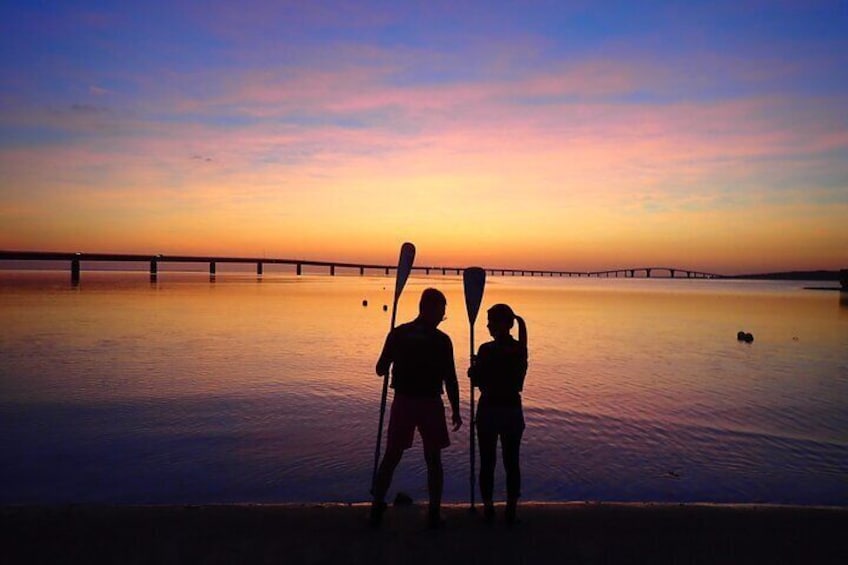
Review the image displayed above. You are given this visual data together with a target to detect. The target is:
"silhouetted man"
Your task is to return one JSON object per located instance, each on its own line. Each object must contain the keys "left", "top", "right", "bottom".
{"left": 370, "top": 288, "right": 462, "bottom": 528}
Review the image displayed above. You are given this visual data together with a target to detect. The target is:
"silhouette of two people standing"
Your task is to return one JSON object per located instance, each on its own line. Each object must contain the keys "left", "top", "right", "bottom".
{"left": 370, "top": 288, "right": 528, "bottom": 528}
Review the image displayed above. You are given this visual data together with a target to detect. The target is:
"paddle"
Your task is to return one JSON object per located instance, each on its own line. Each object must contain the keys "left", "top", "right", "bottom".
{"left": 371, "top": 242, "right": 416, "bottom": 495}
{"left": 463, "top": 266, "right": 486, "bottom": 511}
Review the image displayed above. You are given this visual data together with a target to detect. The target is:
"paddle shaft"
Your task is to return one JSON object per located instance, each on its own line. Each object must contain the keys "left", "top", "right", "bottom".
{"left": 371, "top": 294, "right": 399, "bottom": 494}
{"left": 469, "top": 322, "right": 476, "bottom": 510}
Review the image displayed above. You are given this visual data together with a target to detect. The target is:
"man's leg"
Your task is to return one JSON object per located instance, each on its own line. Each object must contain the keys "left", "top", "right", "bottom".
{"left": 370, "top": 447, "right": 403, "bottom": 526}
{"left": 371, "top": 394, "right": 415, "bottom": 526}
{"left": 374, "top": 447, "right": 403, "bottom": 502}
{"left": 423, "top": 448, "right": 444, "bottom": 527}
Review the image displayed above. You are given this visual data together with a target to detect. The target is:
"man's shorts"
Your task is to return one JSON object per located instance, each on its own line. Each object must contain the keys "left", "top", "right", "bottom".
{"left": 386, "top": 392, "right": 450, "bottom": 452}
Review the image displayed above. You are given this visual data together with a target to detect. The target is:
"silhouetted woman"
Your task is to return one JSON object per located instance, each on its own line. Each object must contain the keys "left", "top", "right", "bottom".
{"left": 468, "top": 304, "right": 527, "bottom": 525}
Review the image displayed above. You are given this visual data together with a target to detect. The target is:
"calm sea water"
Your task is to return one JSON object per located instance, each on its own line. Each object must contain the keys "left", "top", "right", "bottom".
{"left": 1, "top": 270, "right": 846, "bottom": 505}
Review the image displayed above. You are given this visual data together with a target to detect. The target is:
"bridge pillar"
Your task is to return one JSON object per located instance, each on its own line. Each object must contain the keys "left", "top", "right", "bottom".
{"left": 256, "top": 262, "right": 263, "bottom": 276}
{"left": 646, "top": 269, "right": 651, "bottom": 278}
{"left": 360, "top": 267, "right": 364, "bottom": 276}
{"left": 150, "top": 259, "right": 158, "bottom": 276}
{"left": 209, "top": 262, "right": 216, "bottom": 276}
{"left": 296, "top": 263, "right": 302, "bottom": 276}
{"left": 385, "top": 267, "right": 390, "bottom": 275}
{"left": 330, "top": 265, "right": 335, "bottom": 276}
{"left": 426, "top": 268, "right": 430, "bottom": 275}
{"left": 71, "top": 257, "right": 81, "bottom": 286}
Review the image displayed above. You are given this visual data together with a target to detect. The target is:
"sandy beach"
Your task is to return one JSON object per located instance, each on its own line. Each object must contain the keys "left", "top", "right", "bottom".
{"left": 3, "top": 502, "right": 846, "bottom": 564}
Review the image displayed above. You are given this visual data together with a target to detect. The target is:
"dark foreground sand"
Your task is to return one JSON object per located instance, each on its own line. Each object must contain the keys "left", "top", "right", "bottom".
{"left": 3, "top": 502, "right": 846, "bottom": 564}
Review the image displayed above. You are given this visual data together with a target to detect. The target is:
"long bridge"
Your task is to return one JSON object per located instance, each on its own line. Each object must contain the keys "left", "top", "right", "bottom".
{"left": 0, "top": 250, "right": 724, "bottom": 285}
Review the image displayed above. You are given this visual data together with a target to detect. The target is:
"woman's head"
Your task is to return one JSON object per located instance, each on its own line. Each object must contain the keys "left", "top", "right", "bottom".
{"left": 487, "top": 303, "right": 515, "bottom": 336}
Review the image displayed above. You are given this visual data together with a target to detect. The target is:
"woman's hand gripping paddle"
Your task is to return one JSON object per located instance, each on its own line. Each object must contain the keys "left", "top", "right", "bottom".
{"left": 463, "top": 267, "right": 486, "bottom": 511}
{"left": 371, "top": 242, "right": 416, "bottom": 495}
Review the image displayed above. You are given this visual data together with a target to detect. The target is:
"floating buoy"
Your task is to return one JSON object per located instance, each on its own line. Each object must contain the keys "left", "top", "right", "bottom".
{"left": 382, "top": 304, "right": 388, "bottom": 311}
{"left": 737, "top": 331, "right": 754, "bottom": 343}
{"left": 362, "top": 299, "right": 368, "bottom": 307}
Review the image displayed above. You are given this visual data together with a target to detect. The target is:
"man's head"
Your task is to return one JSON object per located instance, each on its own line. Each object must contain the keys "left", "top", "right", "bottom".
{"left": 418, "top": 288, "right": 447, "bottom": 327}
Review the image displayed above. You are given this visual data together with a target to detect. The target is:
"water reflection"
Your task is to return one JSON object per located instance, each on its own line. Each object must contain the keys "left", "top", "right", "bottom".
{"left": 1, "top": 272, "right": 846, "bottom": 505}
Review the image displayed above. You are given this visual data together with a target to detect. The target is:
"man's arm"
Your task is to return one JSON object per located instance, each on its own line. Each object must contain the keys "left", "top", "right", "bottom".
{"left": 375, "top": 331, "right": 394, "bottom": 377}
{"left": 444, "top": 338, "right": 462, "bottom": 431}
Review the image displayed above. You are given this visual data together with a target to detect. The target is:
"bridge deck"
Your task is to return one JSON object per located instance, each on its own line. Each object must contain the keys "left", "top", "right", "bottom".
{"left": 0, "top": 250, "right": 724, "bottom": 283}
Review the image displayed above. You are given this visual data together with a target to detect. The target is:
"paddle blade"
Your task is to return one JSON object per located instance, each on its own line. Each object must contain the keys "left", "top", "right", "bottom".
{"left": 393, "top": 242, "right": 416, "bottom": 301}
{"left": 463, "top": 267, "right": 486, "bottom": 325}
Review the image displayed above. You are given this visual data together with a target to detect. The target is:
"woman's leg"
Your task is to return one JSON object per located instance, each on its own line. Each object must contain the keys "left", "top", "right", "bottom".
{"left": 501, "top": 428, "right": 523, "bottom": 502}
{"left": 477, "top": 424, "right": 498, "bottom": 508}
{"left": 501, "top": 410, "right": 525, "bottom": 525}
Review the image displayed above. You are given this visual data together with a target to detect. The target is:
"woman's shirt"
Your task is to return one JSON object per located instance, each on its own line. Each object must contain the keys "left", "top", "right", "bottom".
{"left": 470, "top": 336, "right": 527, "bottom": 407}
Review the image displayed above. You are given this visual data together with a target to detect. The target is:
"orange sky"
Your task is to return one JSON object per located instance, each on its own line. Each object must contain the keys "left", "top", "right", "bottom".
{"left": 1, "top": 2, "right": 847, "bottom": 275}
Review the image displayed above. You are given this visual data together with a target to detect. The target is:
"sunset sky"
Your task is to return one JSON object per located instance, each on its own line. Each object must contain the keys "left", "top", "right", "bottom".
{"left": 1, "top": 1, "right": 846, "bottom": 274}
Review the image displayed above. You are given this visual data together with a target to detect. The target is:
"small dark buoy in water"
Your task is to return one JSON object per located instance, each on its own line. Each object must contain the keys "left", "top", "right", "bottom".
{"left": 737, "top": 331, "right": 754, "bottom": 343}
{"left": 382, "top": 304, "right": 388, "bottom": 312}
{"left": 362, "top": 299, "right": 368, "bottom": 307}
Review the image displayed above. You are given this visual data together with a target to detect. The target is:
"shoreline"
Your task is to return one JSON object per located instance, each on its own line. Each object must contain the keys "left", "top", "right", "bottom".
{"left": 4, "top": 502, "right": 846, "bottom": 564}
